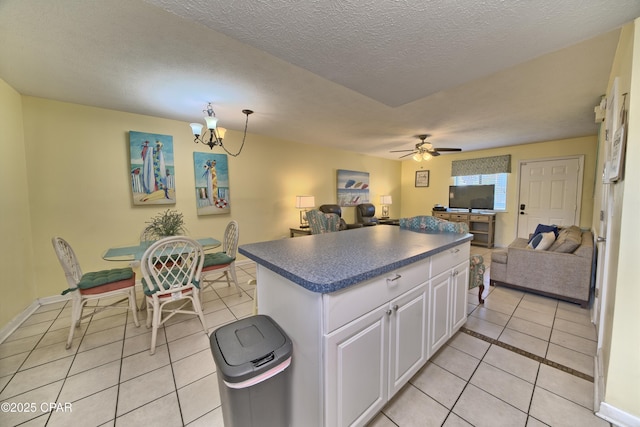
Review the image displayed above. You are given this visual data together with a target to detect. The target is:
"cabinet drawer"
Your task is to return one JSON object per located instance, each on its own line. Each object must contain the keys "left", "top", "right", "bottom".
{"left": 323, "top": 258, "right": 430, "bottom": 333}
{"left": 449, "top": 214, "right": 468, "bottom": 222}
{"left": 433, "top": 212, "right": 449, "bottom": 219}
{"left": 469, "top": 215, "right": 489, "bottom": 222}
{"left": 431, "top": 242, "right": 470, "bottom": 277}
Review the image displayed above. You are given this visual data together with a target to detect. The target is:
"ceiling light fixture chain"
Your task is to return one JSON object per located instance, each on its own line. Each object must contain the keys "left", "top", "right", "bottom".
{"left": 189, "top": 103, "right": 254, "bottom": 157}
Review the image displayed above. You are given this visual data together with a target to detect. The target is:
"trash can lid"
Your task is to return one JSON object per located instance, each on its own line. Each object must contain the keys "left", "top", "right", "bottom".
{"left": 210, "top": 315, "right": 293, "bottom": 383}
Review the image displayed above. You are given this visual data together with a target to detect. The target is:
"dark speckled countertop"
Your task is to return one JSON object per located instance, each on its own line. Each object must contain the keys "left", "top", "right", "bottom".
{"left": 238, "top": 226, "right": 472, "bottom": 294}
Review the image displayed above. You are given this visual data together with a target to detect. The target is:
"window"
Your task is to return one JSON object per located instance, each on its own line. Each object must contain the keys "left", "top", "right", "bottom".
{"left": 453, "top": 173, "right": 508, "bottom": 211}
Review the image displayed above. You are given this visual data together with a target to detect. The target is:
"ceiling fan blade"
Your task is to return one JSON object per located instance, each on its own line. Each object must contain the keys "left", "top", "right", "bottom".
{"left": 433, "top": 147, "right": 462, "bottom": 152}
{"left": 389, "top": 149, "right": 415, "bottom": 152}
{"left": 430, "top": 151, "right": 441, "bottom": 157}
{"left": 398, "top": 152, "right": 415, "bottom": 159}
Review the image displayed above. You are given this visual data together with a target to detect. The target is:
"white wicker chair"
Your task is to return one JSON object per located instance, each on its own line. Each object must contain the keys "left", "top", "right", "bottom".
{"left": 52, "top": 237, "right": 140, "bottom": 349}
{"left": 140, "top": 236, "right": 207, "bottom": 355}
{"left": 201, "top": 220, "right": 241, "bottom": 297}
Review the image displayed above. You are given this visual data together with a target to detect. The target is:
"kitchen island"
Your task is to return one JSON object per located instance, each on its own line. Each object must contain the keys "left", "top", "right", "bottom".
{"left": 239, "top": 225, "right": 472, "bottom": 427}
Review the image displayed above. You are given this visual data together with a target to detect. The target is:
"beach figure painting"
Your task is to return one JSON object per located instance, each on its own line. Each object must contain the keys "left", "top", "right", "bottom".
{"left": 337, "top": 169, "right": 370, "bottom": 207}
{"left": 130, "top": 131, "right": 176, "bottom": 205}
{"left": 194, "top": 152, "right": 231, "bottom": 215}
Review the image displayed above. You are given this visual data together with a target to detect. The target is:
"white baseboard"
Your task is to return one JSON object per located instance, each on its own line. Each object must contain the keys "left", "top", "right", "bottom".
{"left": 597, "top": 402, "right": 640, "bottom": 427}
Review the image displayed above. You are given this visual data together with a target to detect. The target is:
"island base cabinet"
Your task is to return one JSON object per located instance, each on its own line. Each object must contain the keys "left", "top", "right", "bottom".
{"left": 325, "top": 304, "right": 389, "bottom": 427}
{"left": 451, "top": 260, "right": 470, "bottom": 332}
{"left": 325, "top": 283, "right": 429, "bottom": 427}
{"left": 428, "top": 260, "right": 470, "bottom": 356}
{"left": 388, "top": 283, "right": 429, "bottom": 396}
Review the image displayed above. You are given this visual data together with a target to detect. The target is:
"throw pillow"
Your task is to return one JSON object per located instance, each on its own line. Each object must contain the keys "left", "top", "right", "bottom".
{"left": 528, "top": 231, "right": 555, "bottom": 250}
{"left": 528, "top": 224, "right": 559, "bottom": 243}
{"left": 550, "top": 225, "right": 582, "bottom": 253}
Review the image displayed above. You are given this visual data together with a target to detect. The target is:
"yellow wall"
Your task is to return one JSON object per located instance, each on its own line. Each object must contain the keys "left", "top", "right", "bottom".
{"left": 602, "top": 19, "right": 640, "bottom": 418}
{"left": 400, "top": 136, "right": 597, "bottom": 247}
{"left": 0, "top": 79, "right": 36, "bottom": 326}
{"left": 19, "top": 97, "right": 401, "bottom": 300}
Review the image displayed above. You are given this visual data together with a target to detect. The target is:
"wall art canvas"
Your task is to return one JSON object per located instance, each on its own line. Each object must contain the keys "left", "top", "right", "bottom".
{"left": 130, "top": 131, "right": 176, "bottom": 205}
{"left": 194, "top": 152, "right": 231, "bottom": 215}
{"left": 337, "top": 169, "right": 370, "bottom": 206}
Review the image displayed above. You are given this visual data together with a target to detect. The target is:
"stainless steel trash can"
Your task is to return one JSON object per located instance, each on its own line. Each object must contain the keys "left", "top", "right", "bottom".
{"left": 210, "top": 315, "right": 293, "bottom": 427}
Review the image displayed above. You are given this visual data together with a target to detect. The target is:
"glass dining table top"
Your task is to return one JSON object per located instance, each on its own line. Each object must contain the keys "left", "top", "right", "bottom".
{"left": 103, "top": 237, "right": 221, "bottom": 261}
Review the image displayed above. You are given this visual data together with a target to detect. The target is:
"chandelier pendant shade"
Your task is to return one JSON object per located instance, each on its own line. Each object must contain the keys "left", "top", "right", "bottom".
{"left": 190, "top": 102, "right": 254, "bottom": 157}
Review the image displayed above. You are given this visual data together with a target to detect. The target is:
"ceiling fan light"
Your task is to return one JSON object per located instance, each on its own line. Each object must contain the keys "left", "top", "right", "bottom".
{"left": 423, "top": 152, "right": 432, "bottom": 161}
{"left": 413, "top": 153, "right": 422, "bottom": 162}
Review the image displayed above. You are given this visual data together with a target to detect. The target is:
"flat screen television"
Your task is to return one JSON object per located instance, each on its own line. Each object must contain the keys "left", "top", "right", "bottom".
{"left": 449, "top": 185, "right": 495, "bottom": 211}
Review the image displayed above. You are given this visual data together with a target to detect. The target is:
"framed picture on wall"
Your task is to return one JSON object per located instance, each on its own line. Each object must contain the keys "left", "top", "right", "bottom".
{"left": 415, "top": 170, "right": 430, "bottom": 187}
{"left": 129, "top": 131, "right": 176, "bottom": 205}
{"left": 194, "top": 152, "right": 231, "bottom": 215}
{"left": 337, "top": 169, "right": 370, "bottom": 206}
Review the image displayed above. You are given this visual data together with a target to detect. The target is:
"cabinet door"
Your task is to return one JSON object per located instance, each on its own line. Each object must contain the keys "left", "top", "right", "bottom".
{"left": 325, "top": 305, "right": 389, "bottom": 427}
{"left": 450, "top": 260, "right": 470, "bottom": 332}
{"left": 388, "top": 282, "right": 428, "bottom": 396}
{"left": 428, "top": 271, "right": 451, "bottom": 356}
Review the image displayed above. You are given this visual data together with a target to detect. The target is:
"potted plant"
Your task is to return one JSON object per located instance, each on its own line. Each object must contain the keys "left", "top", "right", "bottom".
{"left": 141, "top": 209, "right": 187, "bottom": 243}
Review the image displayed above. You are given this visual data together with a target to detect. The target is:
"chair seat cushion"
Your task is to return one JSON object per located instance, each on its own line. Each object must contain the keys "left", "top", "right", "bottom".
{"left": 142, "top": 270, "right": 199, "bottom": 296}
{"left": 202, "top": 252, "right": 234, "bottom": 269}
{"left": 78, "top": 268, "right": 134, "bottom": 290}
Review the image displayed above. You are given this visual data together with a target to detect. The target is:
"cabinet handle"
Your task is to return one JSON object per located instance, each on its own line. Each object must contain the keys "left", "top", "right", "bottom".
{"left": 393, "top": 304, "right": 399, "bottom": 312}
{"left": 386, "top": 274, "right": 401, "bottom": 285}
{"left": 452, "top": 270, "right": 459, "bottom": 277}
{"left": 386, "top": 309, "right": 393, "bottom": 316}
{"left": 452, "top": 248, "right": 460, "bottom": 254}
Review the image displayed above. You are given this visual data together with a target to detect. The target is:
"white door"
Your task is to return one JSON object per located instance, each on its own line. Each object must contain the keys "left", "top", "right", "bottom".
{"left": 517, "top": 157, "right": 583, "bottom": 238}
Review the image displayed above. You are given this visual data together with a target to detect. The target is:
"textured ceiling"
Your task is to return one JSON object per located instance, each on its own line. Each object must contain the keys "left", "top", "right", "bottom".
{"left": 1, "top": 0, "right": 639, "bottom": 159}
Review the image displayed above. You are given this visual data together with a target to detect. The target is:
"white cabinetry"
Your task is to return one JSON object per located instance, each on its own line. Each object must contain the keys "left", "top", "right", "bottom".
{"left": 428, "top": 243, "right": 470, "bottom": 355}
{"left": 325, "top": 304, "right": 389, "bottom": 427}
{"left": 255, "top": 239, "right": 470, "bottom": 427}
{"left": 324, "top": 268, "right": 429, "bottom": 427}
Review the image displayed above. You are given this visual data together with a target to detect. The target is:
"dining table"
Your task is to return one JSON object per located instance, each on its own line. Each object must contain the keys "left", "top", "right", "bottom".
{"left": 103, "top": 237, "right": 222, "bottom": 263}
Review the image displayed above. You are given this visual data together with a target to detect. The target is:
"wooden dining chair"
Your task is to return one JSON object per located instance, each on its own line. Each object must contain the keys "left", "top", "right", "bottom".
{"left": 201, "top": 220, "right": 241, "bottom": 297}
{"left": 140, "top": 236, "right": 208, "bottom": 354}
{"left": 52, "top": 237, "right": 140, "bottom": 349}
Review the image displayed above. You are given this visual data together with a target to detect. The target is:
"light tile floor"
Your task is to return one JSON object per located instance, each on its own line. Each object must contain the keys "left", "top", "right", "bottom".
{"left": 0, "top": 250, "right": 610, "bottom": 426}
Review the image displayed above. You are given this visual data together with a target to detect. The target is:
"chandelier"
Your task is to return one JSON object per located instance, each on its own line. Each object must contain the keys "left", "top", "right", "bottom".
{"left": 189, "top": 103, "right": 254, "bottom": 157}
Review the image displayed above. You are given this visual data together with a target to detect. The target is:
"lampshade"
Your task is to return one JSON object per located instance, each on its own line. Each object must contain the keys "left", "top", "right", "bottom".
{"left": 295, "top": 196, "right": 315, "bottom": 209}
{"left": 189, "top": 123, "right": 203, "bottom": 136}
{"left": 217, "top": 127, "right": 227, "bottom": 139}
{"left": 380, "top": 195, "right": 392, "bottom": 205}
{"left": 204, "top": 115, "right": 219, "bottom": 130}
{"left": 413, "top": 153, "right": 422, "bottom": 162}
{"left": 422, "top": 152, "right": 432, "bottom": 161}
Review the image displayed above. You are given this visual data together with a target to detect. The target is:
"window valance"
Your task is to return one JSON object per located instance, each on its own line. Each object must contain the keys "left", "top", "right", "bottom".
{"left": 451, "top": 155, "right": 511, "bottom": 176}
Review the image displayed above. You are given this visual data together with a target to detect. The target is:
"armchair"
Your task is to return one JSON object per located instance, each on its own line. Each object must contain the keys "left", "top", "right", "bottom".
{"left": 319, "top": 204, "right": 362, "bottom": 230}
{"left": 356, "top": 203, "right": 378, "bottom": 226}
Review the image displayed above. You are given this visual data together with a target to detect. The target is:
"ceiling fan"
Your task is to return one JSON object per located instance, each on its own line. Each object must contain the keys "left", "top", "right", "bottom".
{"left": 390, "top": 134, "right": 462, "bottom": 161}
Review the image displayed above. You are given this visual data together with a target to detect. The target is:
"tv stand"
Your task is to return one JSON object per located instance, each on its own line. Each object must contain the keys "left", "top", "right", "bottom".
{"left": 433, "top": 210, "right": 495, "bottom": 248}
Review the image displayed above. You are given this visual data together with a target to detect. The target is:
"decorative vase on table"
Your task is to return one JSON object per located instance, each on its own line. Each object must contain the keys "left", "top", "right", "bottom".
{"left": 141, "top": 209, "right": 187, "bottom": 247}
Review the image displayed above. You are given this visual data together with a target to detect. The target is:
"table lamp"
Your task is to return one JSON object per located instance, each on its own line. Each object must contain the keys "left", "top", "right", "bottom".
{"left": 295, "top": 196, "right": 315, "bottom": 228}
{"left": 380, "top": 195, "right": 392, "bottom": 219}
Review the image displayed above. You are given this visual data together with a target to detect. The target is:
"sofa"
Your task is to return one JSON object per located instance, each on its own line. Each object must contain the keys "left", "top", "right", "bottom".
{"left": 490, "top": 226, "right": 594, "bottom": 307}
